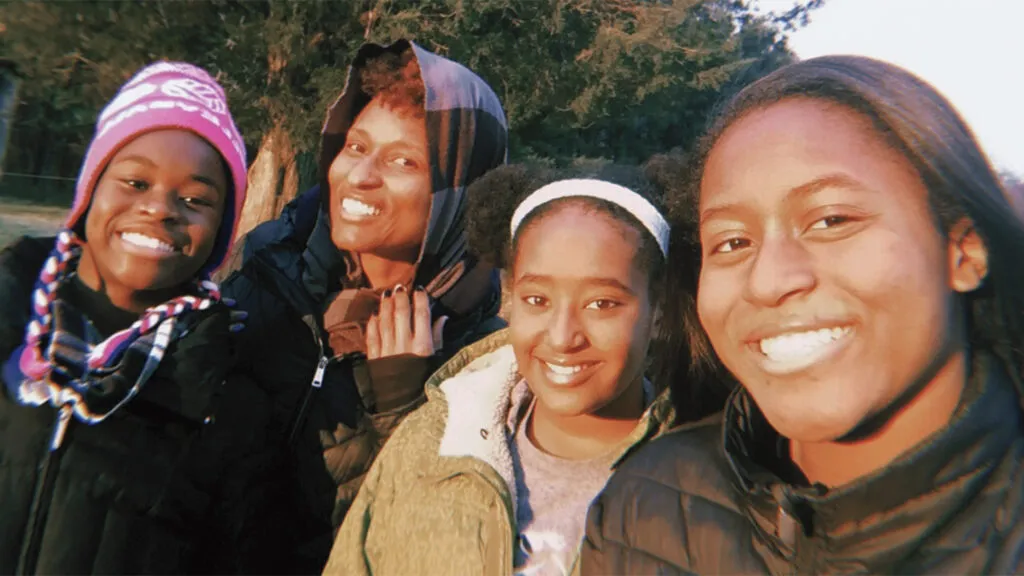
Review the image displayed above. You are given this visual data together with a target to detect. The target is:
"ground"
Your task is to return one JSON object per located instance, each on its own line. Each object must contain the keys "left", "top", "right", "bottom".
{"left": 0, "top": 199, "right": 65, "bottom": 247}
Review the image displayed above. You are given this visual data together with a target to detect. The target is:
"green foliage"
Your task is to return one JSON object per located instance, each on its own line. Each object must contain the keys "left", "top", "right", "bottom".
{"left": 0, "top": 0, "right": 820, "bottom": 200}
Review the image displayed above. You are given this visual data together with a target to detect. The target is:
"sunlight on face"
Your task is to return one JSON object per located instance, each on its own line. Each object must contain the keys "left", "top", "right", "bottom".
{"left": 509, "top": 202, "right": 655, "bottom": 420}
{"left": 78, "top": 129, "right": 227, "bottom": 311}
{"left": 327, "top": 98, "right": 432, "bottom": 261}
{"left": 697, "top": 98, "right": 965, "bottom": 442}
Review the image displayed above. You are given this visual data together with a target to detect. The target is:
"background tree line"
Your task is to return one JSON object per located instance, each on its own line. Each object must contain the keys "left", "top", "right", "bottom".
{"left": 0, "top": 0, "right": 823, "bottom": 240}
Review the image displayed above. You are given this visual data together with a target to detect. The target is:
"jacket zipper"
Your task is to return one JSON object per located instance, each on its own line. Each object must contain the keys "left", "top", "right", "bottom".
{"left": 288, "top": 314, "right": 329, "bottom": 446}
{"left": 246, "top": 253, "right": 332, "bottom": 448}
{"left": 778, "top": 487, "right": 818, "bottom": 575}
{"left": 17, "top": 404, "right": 73, "bottom": 575}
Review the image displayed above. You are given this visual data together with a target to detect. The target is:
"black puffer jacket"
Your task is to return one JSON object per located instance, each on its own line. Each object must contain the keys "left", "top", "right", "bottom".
{"left": 221, "top": 39, "right": 508, "bottom": 574}
{"left": 582, "top": 352, "right": 1024, "bottom": 575}
{"left": 222, "top": 187, "right": 505, "bottom": 574}
{"left": 0, "top": 236, "right": 272, "bottom": 574}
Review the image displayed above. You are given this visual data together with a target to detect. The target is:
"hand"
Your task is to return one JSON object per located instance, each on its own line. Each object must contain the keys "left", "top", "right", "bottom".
{"left": 366, "top": 285, "right": 448, "bottom": 360}
{"left": 222, "top": 297, "right": 248, "bottom": 333}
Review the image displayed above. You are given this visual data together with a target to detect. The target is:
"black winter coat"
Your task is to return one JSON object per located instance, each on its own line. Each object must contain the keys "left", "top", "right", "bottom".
{"left": 0, "top": 236, "right": 272, "bottom": 574}
{"left": 582, "top": 352, "right": 1024, "bottom": 575}
{"left": 220, "top": 188, "right": 505, "bottom": 574}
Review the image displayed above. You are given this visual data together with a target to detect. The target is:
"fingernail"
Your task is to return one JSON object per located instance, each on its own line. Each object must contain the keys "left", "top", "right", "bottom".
{"left": 230, "top": 324, "right": 244, "bottom": 333}
{"left": 394, "top": 284, "right": 406, "bottom": 294}
{"left": 383, "top": 289, "right": 392, "bottom": 298}
{"left": 236, "top": 311, "right": 248, "bottom": 320}
{"left": 223, "top": 297, "right": 236, "bottom": 307}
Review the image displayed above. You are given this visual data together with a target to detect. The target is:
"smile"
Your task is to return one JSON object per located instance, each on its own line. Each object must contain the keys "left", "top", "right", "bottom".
{"left": 756, "top": 326, "right": 853, "bottom": 375}
{"left": 541, "top": 360, "right": 597, "bottom": 385}
{"left": 341, "top": 197, "right": 381, "bottom": 219}
{"left": 120, "top": 231, "right": 177, "bottom": 254}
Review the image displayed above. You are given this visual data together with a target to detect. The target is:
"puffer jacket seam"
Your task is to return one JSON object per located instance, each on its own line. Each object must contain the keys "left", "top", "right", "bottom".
{"left": 609, "top": 472, "right": 743, "bottom": 516}
{"left": 589, "top": 537, "right": 690, "bottom": 574}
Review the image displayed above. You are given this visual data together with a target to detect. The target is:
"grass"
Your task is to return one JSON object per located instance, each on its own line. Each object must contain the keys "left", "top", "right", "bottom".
{"left": 0, "top": 198, "right": 66, "bottom": 248}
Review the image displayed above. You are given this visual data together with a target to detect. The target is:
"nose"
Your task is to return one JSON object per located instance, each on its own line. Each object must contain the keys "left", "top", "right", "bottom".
{"left": 545, "top": 303, "right": 587, "bottom": 351}
{"left": 136, "top": 186, "right": 182, "bottom": 222}
{"left": 743, "top": 232, "right": 817, "bottom": 307}
{"left": 346, "top": 154, "right": 383, "bottom": 189}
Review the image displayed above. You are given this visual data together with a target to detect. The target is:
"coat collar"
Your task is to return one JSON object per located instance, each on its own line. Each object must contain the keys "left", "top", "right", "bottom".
{"left": 724, "top": 352, "right": 1024, "bottom": 572}
{"left": 426, "top": 329, "right": 676, "bottom": 518}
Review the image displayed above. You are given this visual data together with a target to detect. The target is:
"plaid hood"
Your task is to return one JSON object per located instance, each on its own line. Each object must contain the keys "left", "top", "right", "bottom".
{"left": 318, "top": 39, "right": 509, "bottom": 288}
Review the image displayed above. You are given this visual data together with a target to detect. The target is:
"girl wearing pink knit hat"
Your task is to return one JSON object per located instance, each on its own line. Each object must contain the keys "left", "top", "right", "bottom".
{"left": 0, "top": 61, "right": 263, "bottom": 573}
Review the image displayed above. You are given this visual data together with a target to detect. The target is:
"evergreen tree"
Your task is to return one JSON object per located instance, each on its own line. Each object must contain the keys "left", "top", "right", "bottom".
{"left": 0, "top": 0, "right": 821, "bottom": 241}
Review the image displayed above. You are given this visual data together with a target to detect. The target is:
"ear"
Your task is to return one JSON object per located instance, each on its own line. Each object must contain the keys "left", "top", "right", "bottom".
{"left": 948, "top": 217, "right": 989, "bottom": 293}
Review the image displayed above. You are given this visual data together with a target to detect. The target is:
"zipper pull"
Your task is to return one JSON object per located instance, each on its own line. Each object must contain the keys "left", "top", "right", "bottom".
{"left": 777, "top": 502, "right": 798, "bottom": 551}
{"left": 50, "top": 404, "right": 72, "bottom": 451}
{"left": 311, "top": 356, "right": 328, "bottom": 388}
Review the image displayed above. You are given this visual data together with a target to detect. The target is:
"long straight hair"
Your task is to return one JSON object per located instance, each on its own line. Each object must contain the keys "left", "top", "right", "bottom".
{"left": 666, "top": 54, "right": 1024, "bottom": 392}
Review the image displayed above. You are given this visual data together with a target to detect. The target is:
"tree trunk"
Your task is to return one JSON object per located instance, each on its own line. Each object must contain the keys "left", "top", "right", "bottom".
{"left": 214, "top": 121, "right": 298, "bottom": 281}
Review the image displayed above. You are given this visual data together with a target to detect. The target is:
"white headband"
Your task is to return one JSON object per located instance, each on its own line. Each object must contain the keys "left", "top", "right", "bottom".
{"left": 509, "top": 178, "right": 670, "bottom": 256}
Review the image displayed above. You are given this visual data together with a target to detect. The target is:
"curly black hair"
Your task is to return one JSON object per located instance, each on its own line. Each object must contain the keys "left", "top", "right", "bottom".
{"left": 359, "top": 49, "right": 425, "bottom": 116}
{"left": 466, "top": 162, "right": 664, "bottom": 276}
{"left": 641, "top": 150, "right": 735, "bottom": 421}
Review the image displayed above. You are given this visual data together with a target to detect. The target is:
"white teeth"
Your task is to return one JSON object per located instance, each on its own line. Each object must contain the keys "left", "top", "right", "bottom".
{"left": 545, "top": 362, "right": 585, "bottom": 376}
{"left": 341, "top": 197, "right": 380, "bottom": 217}
{"left": 543, "top": 361, "right": 590, "bottom": 384}
{"left": 121, "top": 232, "right": 175, "bottom": 253}
{"left": 759, "top": 327, "right": 850, "bottom": 363}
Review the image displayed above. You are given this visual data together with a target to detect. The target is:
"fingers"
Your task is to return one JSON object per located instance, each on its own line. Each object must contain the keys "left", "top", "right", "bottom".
{"left": 392, "top": 285, "right": 412, "bottom": 352}
{"left": 366, "top": 314, "right": 381, "bottom": 359}
{"left": 224, "top": 297, "right": 246, "bottom": 332}
{"left": 411, "top": 287, "right": 432, "bottom": 357}
{"left": 369, "top": 285, "right": 436, "bottom": 359}
{"left": 377, "top": 289, "right": 395, "bottom": 357}
{"left": 432, "top": 315, "right": 449, "bottom": 353}
{"left": 229, "top": 309, "right": 247, "bottom": 333}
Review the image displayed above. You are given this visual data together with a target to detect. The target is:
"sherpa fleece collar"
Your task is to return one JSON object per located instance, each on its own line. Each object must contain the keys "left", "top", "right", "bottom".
{"left": 425, "top": 329, "right": 676, "bottom": 518}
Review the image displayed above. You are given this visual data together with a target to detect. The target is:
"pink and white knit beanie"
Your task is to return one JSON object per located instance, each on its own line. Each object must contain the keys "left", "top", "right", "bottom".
{"left": 13, "top": 62, "right": 247, "bottom": 385}
{"left": 68, "top": 61, "right": 248, "bottom": 276}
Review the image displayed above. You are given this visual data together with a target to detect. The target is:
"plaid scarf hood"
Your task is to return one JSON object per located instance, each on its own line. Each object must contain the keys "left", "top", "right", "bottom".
{"left": 317, "top": 40, "right": 509, "bottom": 291}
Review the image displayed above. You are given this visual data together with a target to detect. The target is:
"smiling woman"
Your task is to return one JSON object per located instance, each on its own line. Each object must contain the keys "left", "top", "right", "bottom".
{"left": 324, "top": 165, "right": 679, "bottom": 576}
{"left": 219, "top": 40, "right": 510, "bottom": 573}
{"left": 0, "top": 61, "right": 268, "bottom": 574}
{"left": 77, "top": 130, "right": 229, "bottom": 313}
{"left": 582, "top": 55, "right": 1024, "bottom": 575}
{"left": 326, "top": 98, "right": 431, "bottom": 273}
{"left": 697, "top": 98, "right": 975, "bottom": 454}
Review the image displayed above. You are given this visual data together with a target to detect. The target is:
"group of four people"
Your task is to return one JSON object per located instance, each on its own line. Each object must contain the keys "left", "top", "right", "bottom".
{"left": 0, "top": 37, "right": 1021, "bottom": 575}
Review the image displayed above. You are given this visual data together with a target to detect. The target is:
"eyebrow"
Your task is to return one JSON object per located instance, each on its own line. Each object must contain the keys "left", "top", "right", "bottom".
{"left": 348, "top": 127, "right": 426, "bottom": 156}
{"left": 110, "top": 155, "right": 224, "bottom": 190}
{"left": 191, "top": 174, "right": 222, "bottom": 189}
{"left": 699, "top": 173, "right": 868, "bottom": 225}
{"left": 111, "top": 154, "right": 156, "bottom": 168}
{"left": 346, "top": 127, "right": 369, "bottom": 141}
{"left": 515, "top": 273, "right": 637, "bottom": 295}
{"left": 788, "top": 173, "right": 868, "bottom": 201}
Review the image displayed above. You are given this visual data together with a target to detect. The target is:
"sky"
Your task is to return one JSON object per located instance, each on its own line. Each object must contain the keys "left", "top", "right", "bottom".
{"left": 753, "top": 0, "right": 1024, "bottom": 175}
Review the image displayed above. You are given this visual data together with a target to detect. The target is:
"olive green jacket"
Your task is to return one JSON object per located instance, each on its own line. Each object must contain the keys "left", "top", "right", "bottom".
{"left": 323, "top": 329, "right": 676, "bottom": 576}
